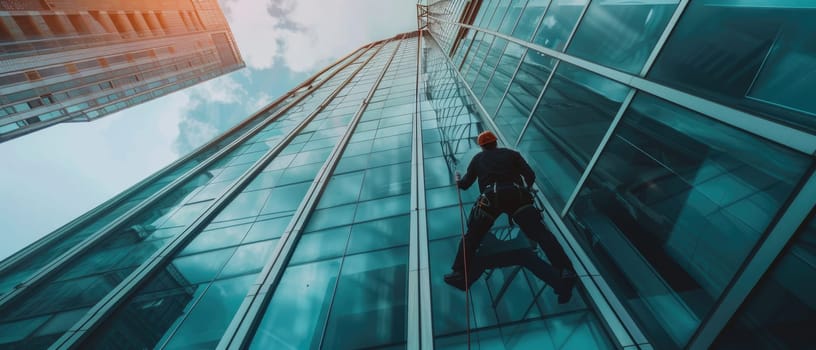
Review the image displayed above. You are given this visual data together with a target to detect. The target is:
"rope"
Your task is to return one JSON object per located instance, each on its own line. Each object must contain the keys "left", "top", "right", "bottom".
{"left": 454, "top": 176, "right": 472, "bottom": 350}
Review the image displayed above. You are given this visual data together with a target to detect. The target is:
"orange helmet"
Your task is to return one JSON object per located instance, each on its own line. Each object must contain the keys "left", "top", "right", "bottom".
{"left": 476, "top": 130, "right": 497, "bottom": 146}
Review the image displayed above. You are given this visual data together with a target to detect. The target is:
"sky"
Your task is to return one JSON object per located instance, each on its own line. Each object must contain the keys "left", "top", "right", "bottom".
{"left": 0, "top": 0, "right": 418, "bottom": 261}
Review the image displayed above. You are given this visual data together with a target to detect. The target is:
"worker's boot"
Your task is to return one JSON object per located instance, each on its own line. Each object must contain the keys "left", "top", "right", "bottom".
{"left": 444, "top": 269, "right": 480, "bottom": 291}
{"left": 556, "top": 268, "right": 577, "bottom": 304}
{"left": 444, "top": 271, "right": 467, "bottom": 291}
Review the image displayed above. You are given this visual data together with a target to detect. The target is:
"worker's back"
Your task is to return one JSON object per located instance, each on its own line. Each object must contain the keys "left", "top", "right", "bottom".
{"left": 468, "top": 147, "right": 533, "bottom": 190}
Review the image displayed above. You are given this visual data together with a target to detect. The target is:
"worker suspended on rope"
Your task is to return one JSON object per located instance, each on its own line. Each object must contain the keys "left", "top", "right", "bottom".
{"left": 444, "top": 130, "right": 577, "bottom": 304}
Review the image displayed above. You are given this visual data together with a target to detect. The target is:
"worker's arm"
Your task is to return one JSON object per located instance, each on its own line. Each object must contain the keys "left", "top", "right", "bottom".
{"left": 457, "top": 155, "right": 478, "bottom": 189}
{"left": 516, "top": 151, "right": 536, "bottom": 187}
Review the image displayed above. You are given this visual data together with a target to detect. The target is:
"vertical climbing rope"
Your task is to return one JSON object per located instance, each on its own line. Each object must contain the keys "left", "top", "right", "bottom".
{"left": 454, "top": 173, "right": 472, "bottom": 350}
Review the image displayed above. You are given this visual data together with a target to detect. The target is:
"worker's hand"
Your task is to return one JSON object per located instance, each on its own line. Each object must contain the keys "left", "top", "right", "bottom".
{"left": 454, "top": 171, "right": 461, "bottom": 182}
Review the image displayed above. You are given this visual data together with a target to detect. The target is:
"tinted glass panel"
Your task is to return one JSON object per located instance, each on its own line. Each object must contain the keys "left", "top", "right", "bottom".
{"left": 512, "top": 0, "right": 551, "bottom": 41}
{"left": 518, "top": 62, "right": 630, "bottom": 210}
{"left": 649, "top": 0, "right": 816, "bottom": 132}
{"left": 568, "top": 0, "right": 679, "bottom": 74}
{"left": 713, "top": 214, "right": 816, "bottom": 349}
{"left": 532, "top": 0, "right": 588, "bottom": 52}
{"left": 565, "top": 93, "right": 810, "bottom": 349}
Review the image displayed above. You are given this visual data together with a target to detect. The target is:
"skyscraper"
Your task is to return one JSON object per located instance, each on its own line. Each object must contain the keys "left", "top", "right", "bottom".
{"left": 0, "top": 1, "right": 814, "bottom": 349}
{"left": 0, "top": 0, "right": 243, "bottom": 142}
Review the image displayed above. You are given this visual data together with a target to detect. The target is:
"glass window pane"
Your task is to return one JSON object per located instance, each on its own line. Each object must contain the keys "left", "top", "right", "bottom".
{"left": 512, "top": 0, "right": 551, "bottom": 41}
{"left": 472, "top": 38, "right": 508, "bottom": 98}
{"left": 649, "top": 0, "right": 816, "bottom": 132}
{"left": 249, "top": 259, "right": 342, "bottom": 349}
{"left": 181, "top": 223, "right": 252, "bottom": 255}
{"left": 359, "top": 163, "right": 411, "bottom": 201}
{"left": 320, "top": 247, "right": 408, "bottom": 348}
{"left": 243, "top": 216, "right": 291, "bottom": 242}
{"left": 713, "top": 214, "right": 816, "bottom": 349}
{"left": 568, "top": 0, "right": 679, "bottom": 74}
{"left": 290, "top": 227, "right": 351, "bottom": 265}
{"left": 218, "top": 240, "right": 278, "bottom": 278}
{"left": 532, "top": 0, "right": 588, "bottom": 52}
{"left": 354, "top": 194, "right": 410, "bottom": 223}
{"left": 481, "top": 42, "right": 524, "bottom": 116}
{"left": 171, "top": 248, "right": 235, "bottom": 285}
{"left": 213, "top": 190, "right": 272, "bottom": 222}
{"left": 162, "top": 274, "right": 256, "bottom": 349}
{"left": 347, "top": 215, "right": 410, "bottom": 254}
{"left": 493, "top": 51, "right": 541, "bottom": 142}
{"left": 488, "top": 2, "right": 510, "bottom": 31}
{"left": 260, "top": 182, "right": 311, "bottom": 215}
{"left": 498, "top": 1, "right": 524, "bottom": 35}
{"left": 305, "top": 204, "right": 356, "bottom": 231}
{"left": 565, "top": 93, "right": 810, "bottom": 349}
{"left": 518, "top": 62, "right": 630, "bottom": 210}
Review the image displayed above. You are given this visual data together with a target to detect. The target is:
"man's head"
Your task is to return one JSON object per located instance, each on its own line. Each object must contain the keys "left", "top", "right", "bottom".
{"left": 477, "top": 130, "right": 497, "bottom": 149}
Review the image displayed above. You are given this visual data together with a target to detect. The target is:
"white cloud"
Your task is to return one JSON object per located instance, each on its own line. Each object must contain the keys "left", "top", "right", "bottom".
{"left": 278, "top": 0, "right": 417, "bottom": 72}
{"left": 221, "top": 0, "right": 287, "bottom": 70}
{"left": 221, "top": 0, "right": 417, "bottom": 73}
{"left": 249, "top": 91, "right": 272, "bottom": 112}
{"left": 188, "top": 74, "right": 246, "bottom": 105}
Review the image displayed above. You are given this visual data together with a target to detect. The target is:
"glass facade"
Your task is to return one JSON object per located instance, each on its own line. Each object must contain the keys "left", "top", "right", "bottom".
{"left": 424, "top": 0, "right": 815, "bottom": 348}
{"left": 0, "top": 0, "right": 244, "bottom": 142}
{"left": 1, "top": 1, "right": 815, "bottom": 348}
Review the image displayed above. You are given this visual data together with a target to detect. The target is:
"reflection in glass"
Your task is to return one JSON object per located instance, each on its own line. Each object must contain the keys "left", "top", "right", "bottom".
{"left": 518, "top": 62, "right": 629, "bottom": 210}
{"left": 493, "top": 49, "right": 547, "bottom": 143}
{"left": 472, "top": 38, "right": 508, "bottom": 99}
{"left": 532, "top": 0, "right": 588, "bottom": 52}
{"left": 321, "top": 248, "right": 408, "bottom": 348}
{"left": 511, "top": 0, "right": 551, "bottom": 41}
{"left": 649, "top": 0, "right": 816, "bottom": 131}
{"left": 565, "top": 93, "right": 810, "bottom": 349}
{"left": 249, "top": 259, "right": 338, "bottom": 349}
{"left": 481, "top": 42, "right": 524, "bottom": 117}
{"left": 163, "top": 274, "right": 257, "bottom": 349}
{"left": 568, "top": 0, "right": 679, "bottom": 74}
{"left": 713, "top": 215, "right": 816, "bottom": 349}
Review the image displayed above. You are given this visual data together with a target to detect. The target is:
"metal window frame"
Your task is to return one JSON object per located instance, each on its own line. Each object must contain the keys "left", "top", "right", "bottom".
{"left": 408, "top": 30, "right": 435, "bottom": 350}
{"left": 425, "top": 30, "right": 645, "bottom": 349}
{"left": 50, "top": 43, "right": 377, "bottom": 350}
{"left": 216, "top": 37, "right": 402, "bottom": 350}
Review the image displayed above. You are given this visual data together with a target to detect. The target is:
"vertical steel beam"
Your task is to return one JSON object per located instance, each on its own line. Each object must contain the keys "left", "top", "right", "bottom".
{"left": 408, "top": 30, "right": 435, "bottom": 350}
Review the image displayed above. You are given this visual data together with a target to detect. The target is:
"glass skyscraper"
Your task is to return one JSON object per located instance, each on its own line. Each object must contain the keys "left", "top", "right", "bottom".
{"left": 0, "top": 0, "right": 243, "bottom": 142}
{"left": 0, "top": 1, "right": 814, "bottom": 349}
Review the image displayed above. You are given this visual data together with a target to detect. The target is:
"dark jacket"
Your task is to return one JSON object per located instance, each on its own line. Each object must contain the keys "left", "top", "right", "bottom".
{"left": 458, "top": 148, "right": 535, "bottom": 191}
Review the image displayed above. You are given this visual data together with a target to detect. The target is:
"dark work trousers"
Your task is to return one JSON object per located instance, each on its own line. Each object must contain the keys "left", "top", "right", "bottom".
{"left": 453, "top": 248, "right": 568, "bottom": 292}
{"left": 451, "top": 187, "right": 573, "bottom": 273}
